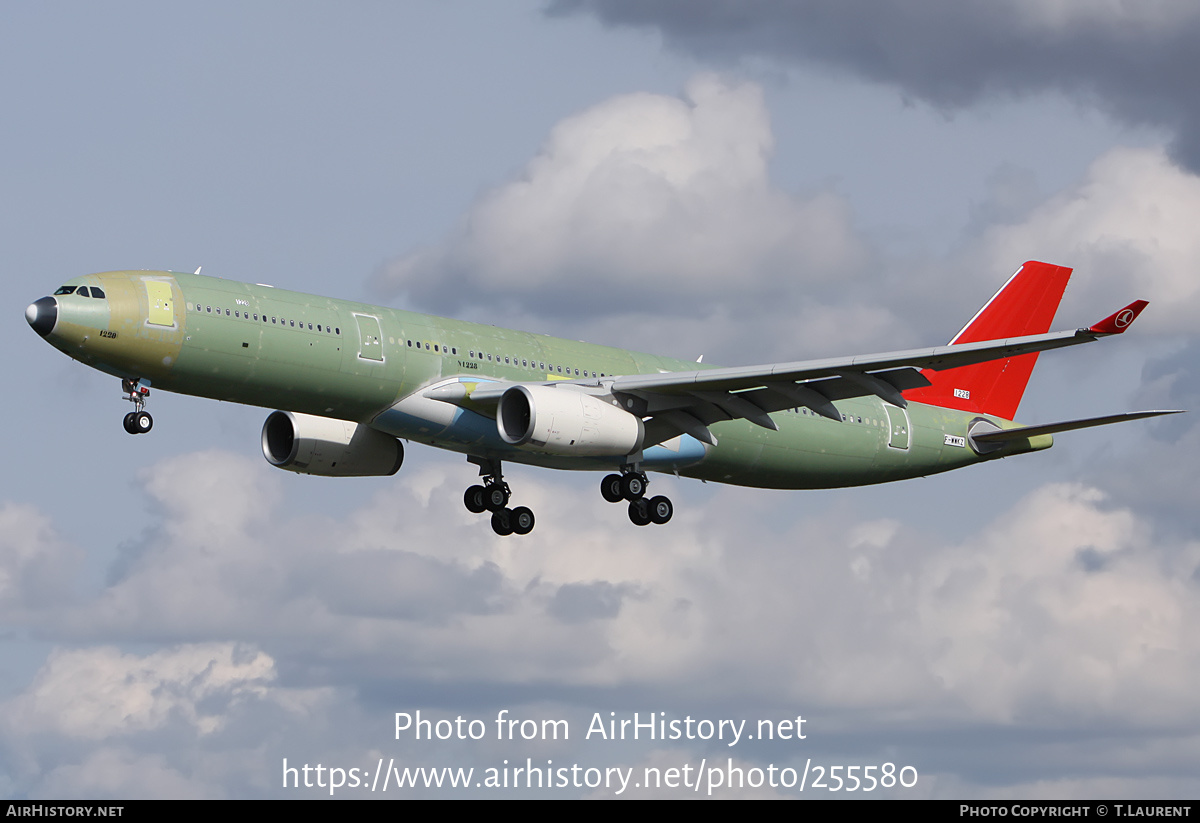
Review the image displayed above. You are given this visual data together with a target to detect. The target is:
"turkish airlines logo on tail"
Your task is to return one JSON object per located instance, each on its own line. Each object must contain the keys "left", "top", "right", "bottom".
{"left": 1114, "top": 309, "right": 1135, "bottom": 328}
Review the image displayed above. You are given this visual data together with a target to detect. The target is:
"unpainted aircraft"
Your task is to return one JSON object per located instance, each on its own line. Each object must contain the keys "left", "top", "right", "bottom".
{"left": 26, "top": 261, "right": 1178, "bottom": 535}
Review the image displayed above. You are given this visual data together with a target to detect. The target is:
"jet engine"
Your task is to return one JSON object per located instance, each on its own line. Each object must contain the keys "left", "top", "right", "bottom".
{"left": 496, "top": 385, "right": 644, "bottom": 456}
{"left": 261, "top": 411, "right": 404, "bottom": 477}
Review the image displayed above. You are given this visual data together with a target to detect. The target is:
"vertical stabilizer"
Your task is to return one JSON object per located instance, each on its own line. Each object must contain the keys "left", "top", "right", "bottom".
{"left": 904, "top": 261, "right": 1073, "bottom": 420}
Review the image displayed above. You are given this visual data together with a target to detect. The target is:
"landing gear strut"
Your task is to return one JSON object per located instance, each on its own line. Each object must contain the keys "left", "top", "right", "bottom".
{"left": 600, "top": 468, "right": 672, "bottom": 526}
{"left": 464, "top": 457, "right": 535, "bottom": 536}
{"left": 121, "top": 378, "right": 153, "bottom": 434}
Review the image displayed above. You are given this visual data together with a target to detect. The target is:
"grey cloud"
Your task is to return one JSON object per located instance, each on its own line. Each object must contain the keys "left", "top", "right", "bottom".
{"left": 313, "top": 554, "right": 511, "bottom": 621}
{"left": 18, "top": 448, "right": 1196, "bottom": 726}
{"left": 1136, "top": 340, "right": 1200, "bottom": 439}
{"left": 549, "top": 0, "right": 1200, "bottom": 170}
{"left": 0, "top": 502, "right": 83, "bottom": 618}
{"left": 1084, "top": 339, "right": 1200, "bottom": 534}
{"left": 547, "top": 581, "right": 640, "bottom": 623}
{"left": 5, "top": 445, "right": 1200, "bottom": 795}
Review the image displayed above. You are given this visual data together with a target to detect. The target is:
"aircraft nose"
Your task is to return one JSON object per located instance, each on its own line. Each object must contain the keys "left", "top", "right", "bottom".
{"left": 26, "top": 296, "right": 58, "bottom": 336}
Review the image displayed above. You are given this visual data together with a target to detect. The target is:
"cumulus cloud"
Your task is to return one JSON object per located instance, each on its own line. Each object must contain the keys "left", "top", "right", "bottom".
{"left": 550, "top": 0, "right": 1200, "bottom": 170}
{"left": 4, "top": 445, "right": 1198, "bottom": 795}
{"left": 40, "top": 459, "right": 1200, "bottom": 720}
{"left": 8, "top": 643, "right": 287, "bottom": 740}
{"left": 374, "top": 72, "right": 1200, "bottom": 370}
{"left": 376, "top": 75, "right": 875, "bottom": 359}
{"left": 33, "top": 749, "right": 211, "bottom": 800}
{"left": 978, "top": 147, "right": 1200, "bottom": 331}
{"left": 0, "top": 641, "right": 334, "bottom": 799}
{"left": 909, "top": 484, "right": 1196, "bottom": 725}
{"left": 0, "top": 502, "right": 81, "bottom": 618}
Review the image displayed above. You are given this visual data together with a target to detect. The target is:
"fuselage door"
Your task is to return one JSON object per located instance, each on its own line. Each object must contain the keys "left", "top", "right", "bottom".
{"left": 354, "top": 313, "right": 384, "bottom": 362}
{"left": 145, "top": 280, "right": 176, "bottom": 327}
{"left": 884, "top": 403, "right": 910, "bottom": 450}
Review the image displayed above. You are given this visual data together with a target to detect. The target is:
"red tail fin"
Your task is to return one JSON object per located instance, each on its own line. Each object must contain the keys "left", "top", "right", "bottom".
{"left": 904, "top": 261, "right": 1073, "bottom": 420}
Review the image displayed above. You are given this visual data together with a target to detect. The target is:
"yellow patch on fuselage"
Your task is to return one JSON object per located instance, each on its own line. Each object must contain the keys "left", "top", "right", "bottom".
{"left": 145, "top": 280, "right": 175, "bottom": 327}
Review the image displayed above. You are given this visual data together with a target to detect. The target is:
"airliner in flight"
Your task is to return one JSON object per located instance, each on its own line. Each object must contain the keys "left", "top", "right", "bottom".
{"left": 25, "top": 261, "right": 1177, "bottom": 535}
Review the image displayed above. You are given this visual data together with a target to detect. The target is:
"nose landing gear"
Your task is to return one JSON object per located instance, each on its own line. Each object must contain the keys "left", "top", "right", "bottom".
{"left": 121, "top": 378, "right": 153, "bottom": 435}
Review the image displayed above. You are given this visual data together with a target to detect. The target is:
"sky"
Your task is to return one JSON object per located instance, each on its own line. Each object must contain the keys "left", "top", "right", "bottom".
{"left": 4, "top": 1, "right": 1199, "bottom": 799}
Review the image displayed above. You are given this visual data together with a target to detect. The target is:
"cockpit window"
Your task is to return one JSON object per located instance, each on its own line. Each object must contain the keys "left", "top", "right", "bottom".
{"left": 53, "top": 286, "right": 76, "bottom": 295}
{"left": 90, "top": 287, "right": 105, "bottom": 298}
{"left": 76, "top": 286, "right": 92, "bottom": 297}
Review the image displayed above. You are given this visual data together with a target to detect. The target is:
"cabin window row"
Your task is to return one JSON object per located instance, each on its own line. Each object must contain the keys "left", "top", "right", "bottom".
{"left": 405, "top": 339, "right": 603, "bottom": 379}
{"left": 782, "top": 407, "right": 895, "bottom": 429}
{"left": 406, "top": 340, "right": 457, "bottom": 355}
{"left": 188, "top": 302, "right": 340, "bottom": 335}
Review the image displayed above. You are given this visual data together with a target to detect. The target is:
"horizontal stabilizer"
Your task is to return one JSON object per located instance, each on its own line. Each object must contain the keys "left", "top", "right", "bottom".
{"left": 970, "top": 410, "right": 1184, "bottom": 444}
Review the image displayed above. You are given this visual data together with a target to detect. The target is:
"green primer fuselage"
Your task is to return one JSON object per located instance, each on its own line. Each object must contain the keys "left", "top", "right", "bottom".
{"left": 42, "top": 270, "right": 1049, "bottom": 488}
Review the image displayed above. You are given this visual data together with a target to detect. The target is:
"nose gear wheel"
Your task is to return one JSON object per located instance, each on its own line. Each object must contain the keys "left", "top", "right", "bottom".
{"left": 120, "top": 378, "right": 153, "bottom": 435}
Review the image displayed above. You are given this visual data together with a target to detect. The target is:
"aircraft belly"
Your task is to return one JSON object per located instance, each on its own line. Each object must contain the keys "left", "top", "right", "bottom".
{"left": 641, "top": 435, "right": 707, "bottom": 471}
{"left": 373, "top": 388, "right": 709, "bottom": 473}
{"left": 372, "top": 403, "right": 503, "bottom": 447}
{"left": 681, "top": 401, "right": 981, "bottom": 489}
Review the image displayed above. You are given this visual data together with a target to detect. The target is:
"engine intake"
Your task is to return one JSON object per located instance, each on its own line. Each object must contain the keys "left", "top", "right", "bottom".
{"left": 262, "top": 411, "right": 404, "bottom": 477}
{"left": 496, "top": 385, "right": 644, "bottom": 456}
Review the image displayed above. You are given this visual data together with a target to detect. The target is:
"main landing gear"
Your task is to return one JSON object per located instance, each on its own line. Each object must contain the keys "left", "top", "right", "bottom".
{"left": 463, "top": 458, "right": 535, "bottom": 537}
{"left": 462, "top": 459, "right": 672, "bottom": 534}
{"left": 121, "top": 378, "right": 153, "bottom": 435}
{"left": 600, "top": 469, "right": 673, "bottom": 526}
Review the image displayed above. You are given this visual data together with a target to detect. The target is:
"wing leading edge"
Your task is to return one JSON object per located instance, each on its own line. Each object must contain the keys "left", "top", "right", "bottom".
{"left": 610, "top": 298, "right": 1156, "bottom": 446}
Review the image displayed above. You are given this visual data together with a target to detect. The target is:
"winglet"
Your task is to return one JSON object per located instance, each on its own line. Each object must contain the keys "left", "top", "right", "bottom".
{"left": 1087, "top": 300, "right": 1148, "bottom": 335}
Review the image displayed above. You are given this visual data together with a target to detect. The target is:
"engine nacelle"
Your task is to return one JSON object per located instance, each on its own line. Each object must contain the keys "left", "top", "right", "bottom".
{"left": 496, "top": 385, "right": 644, "bottom": 456}
{"left": 261, "top": 411, "right": 404, "bottom": 477}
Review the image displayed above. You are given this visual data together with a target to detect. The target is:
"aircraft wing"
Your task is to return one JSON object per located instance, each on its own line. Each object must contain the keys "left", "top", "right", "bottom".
{"left": 431, "top": 300, "right": 1150, "bottom": 447}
